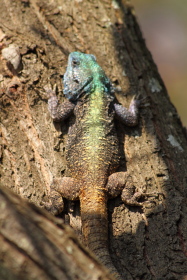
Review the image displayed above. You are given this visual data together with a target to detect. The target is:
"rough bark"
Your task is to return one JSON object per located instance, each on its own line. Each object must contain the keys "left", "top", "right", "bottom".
{"left": 1, "top": 0, "right": 187, "bottom": 280}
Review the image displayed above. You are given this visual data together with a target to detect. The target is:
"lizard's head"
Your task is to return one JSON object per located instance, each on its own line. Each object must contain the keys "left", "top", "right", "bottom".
{"left": 63, "top": 52, "right": 114, "bottom": 101}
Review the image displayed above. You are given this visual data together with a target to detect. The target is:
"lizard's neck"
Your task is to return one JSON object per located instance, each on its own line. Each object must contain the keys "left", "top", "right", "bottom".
{"left": 85, "top": 88, "right": 105, "bottom": 123}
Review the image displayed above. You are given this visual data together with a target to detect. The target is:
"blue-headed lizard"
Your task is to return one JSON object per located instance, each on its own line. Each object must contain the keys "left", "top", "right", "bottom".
{"left": 45, "top": 52, "right": 142, "bottom": 279}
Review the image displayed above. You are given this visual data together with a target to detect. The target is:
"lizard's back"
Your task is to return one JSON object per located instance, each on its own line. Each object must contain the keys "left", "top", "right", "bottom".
{"left": 66, "top": 90, "right": 120, "bottom": 184}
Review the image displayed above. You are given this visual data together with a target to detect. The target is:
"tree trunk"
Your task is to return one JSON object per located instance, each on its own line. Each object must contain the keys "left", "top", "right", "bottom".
{"left": 1, "top": 0, "right": 187, "bottom": 279}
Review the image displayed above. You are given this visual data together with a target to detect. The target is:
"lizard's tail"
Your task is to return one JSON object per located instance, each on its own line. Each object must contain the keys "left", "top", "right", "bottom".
{"left": 80, "top": 188, "right": 122, "bottom": 280}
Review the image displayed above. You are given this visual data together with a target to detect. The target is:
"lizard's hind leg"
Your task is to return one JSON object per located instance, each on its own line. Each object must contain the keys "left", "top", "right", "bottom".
{"left": 44, "top": 177, "right": 80, "bottom": 215}
{"left": 106, "top": 171, "right": 143, "bottom": 206}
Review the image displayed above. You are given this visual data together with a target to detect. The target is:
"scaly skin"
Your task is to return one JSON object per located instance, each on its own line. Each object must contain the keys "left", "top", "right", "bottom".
{"left": 45, "top": 52, "right": 141, "bottom": 279}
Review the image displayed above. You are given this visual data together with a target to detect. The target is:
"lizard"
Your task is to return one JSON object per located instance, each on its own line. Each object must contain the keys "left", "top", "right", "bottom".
{"left": 44, "top": 52, "right": 142, "bottom": 279}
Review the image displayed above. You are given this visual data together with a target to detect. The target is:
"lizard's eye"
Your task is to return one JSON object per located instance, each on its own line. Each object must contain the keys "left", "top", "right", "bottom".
{"left": 72, "top": 59, "right": 80, "bottom": 67}
{"left": 73, "top": 79, "right": 79, "bottom": 84}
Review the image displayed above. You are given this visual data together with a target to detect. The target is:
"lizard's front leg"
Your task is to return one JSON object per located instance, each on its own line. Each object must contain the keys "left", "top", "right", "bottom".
{"left": 114, "top": 96, "right": 140, "bottom": 126}
{"left": 44, "top": 84, "right": 75, "bottom": 122}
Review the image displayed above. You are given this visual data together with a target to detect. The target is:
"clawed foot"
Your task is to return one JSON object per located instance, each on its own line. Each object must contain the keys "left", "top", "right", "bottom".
{"left": 121, "top": 186, "right": 144, "bottom": 206}
{"left": 41, "top": 191, "right": 64, "bottom": 216}
{"left": 135, "top": 92, "right": 150, "bottom": 108}
{"left": 42, "top": 201, "right": 64, "bottom": 216}
{"left": 44, "top": 83, "right": 57, "bottom": 99}
{"left": 121, "top": 185, "right": 162, "bottom": 207}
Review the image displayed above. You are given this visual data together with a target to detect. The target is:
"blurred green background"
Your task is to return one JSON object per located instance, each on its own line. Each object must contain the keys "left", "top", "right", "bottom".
{"left": 131, "top": 0, "right": 187, "bottom": 126}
